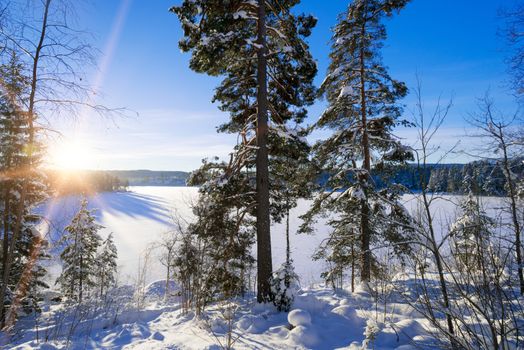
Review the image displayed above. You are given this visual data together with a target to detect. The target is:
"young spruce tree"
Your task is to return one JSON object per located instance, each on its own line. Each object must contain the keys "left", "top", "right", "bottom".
{"left": 96, "top": 233, "right": 118, "bottom": 298}
{"left": 56, "top": 198, "right": 102, "bottom": 303}
{"left": 450, "top": 191, "right": 495, "bottom": 272}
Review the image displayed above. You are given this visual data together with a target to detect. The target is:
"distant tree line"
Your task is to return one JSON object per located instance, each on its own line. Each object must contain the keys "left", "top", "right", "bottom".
{"left": 315, "top": 158, "right": 524, "bottom": 197}
{"left": 46, "top": 170, "right": 129, "bottom": 196}
{"left": 106, "top": 170, "right": 189, "bottom": 186}
{"left": 373, "top": 158, "right": 524, "bottom": 196}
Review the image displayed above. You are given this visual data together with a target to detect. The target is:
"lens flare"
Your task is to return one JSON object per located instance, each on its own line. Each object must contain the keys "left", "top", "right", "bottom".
{"left": 48, "top": 140, "right": 96, "bottom": 170}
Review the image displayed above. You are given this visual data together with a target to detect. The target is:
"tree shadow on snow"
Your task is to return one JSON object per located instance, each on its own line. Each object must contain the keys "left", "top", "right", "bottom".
{"left": 40, "top": 190, "right": 174, "bottom": 246}
{"left": 91, "top": 191, "right": 173, "bottom": 226}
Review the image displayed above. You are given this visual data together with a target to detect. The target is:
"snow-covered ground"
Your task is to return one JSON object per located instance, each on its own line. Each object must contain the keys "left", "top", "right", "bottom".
{"left": 8, "top": 187, "right": 510, "bottom": 350}
{"left": 10, "top": 280, "right": 439, "bottom": 350}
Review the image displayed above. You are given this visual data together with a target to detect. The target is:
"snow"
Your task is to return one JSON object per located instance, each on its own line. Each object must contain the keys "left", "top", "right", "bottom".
{"left": 233, "top": 10, "right": 254, "bottom": 20}
{"left": 288, "top": 325, "right": 320, "bottom": 348}
{"left": 8, "top": 187, "right": 513, "bottom": 349}
{"left": 288, "top": 309, "right": 312, "bottom": 326}
{"left": 331, "top": 305, "right": 361, "bottom": 323}
{"left": 143, "top": 280, "right": 179, "bottom": 301}
{"left": 9, "top": 284, "right": 442, "bottom": 349}
{"left": 338, "top": 85, "right": 354, "bottom": 99}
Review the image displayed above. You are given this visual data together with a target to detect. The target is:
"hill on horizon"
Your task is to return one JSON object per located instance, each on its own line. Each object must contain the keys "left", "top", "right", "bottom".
{"left": 105, "top": 169, "right": 190, "bottom": 186}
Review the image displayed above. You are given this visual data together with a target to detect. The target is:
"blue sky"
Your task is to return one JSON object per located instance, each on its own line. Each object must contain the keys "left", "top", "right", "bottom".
{"left": 47, "top": 0, "right": 521, "bottom": 171}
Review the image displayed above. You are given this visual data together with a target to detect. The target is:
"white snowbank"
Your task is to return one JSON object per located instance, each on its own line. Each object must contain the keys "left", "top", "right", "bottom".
{"left": 288, "top": 325, "right": 320, "bottom": 348}
{"left": 287, "top": 309, "right": 312, "bottom": 326}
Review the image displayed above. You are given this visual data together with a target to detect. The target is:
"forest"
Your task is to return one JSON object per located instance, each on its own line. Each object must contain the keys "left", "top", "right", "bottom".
{"left": 1, "top": 0, "right": 524, "bottom": 349}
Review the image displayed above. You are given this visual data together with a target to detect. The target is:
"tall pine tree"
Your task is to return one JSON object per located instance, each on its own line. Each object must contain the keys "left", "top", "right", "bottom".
{"left": 303, "top": 0, "right": 413, "bottom": 284}
{"left": 172, "top": 0, "right": 317, "bottom": 301}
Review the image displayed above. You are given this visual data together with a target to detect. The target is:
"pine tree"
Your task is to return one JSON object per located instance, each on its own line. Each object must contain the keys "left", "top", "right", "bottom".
{"left": 172, "top": 227, "right": 203, "bottom": 314}
{"left": 450, "top": 192, "right": 495, "bottom": 271}
{"left": 312, "top": 218, "right": 361, "bottom": 292}
{"left": 172, "top": 0, "right": 317, "bottom": 302}
{"left": 0, "top": 53, "right": 49, "bottom": 324}
{"left": 187, "top": 159, "right": 256, "bottom": 300}
{"left": 56, "top": 198, "right": 102, "bottom": 303}
{"left": 304, "top": 0, "right": 413, "bottom": 284}
{"left": 270, "top": 260, "right": 299, "bottom": 312}
{"left": 96, "top": 233, "right": 118, "bottom": 298}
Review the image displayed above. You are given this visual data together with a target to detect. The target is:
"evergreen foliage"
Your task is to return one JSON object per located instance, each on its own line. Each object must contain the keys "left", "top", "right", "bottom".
{"left": 270, "top": 260, "right": 299, "bottom": 312}
{"left": 187, "top": 160, "right": 256, "bottom": 300}
{"left": 172, "top": 0, "right": 317, "bottom": 302}
{"left": 450, "top": 192, "right": 495, "bottom": 271}
{"left": 96, "top": 233, "right": 118, "bottom": 298}
{"left": 0, "top": 53, "right": 49, "bottom": 320}
{"left": 56, "top": 198, "right": 102, "bottom": 303}
{"left": 302, "top": 0, "right": 414, "bottom": 283}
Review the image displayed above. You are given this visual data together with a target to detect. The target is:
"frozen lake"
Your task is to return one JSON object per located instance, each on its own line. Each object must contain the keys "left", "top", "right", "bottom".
{"left": 40, "top": 186, "right": 508, "bottom": 286}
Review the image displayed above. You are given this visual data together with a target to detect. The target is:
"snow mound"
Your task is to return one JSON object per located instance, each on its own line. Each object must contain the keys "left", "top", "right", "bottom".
{"left": 386, "top": 303, "right": 422, "bottom": 319}
{"left": 288, "top": 325, "right": 319, "bottom": 348}
{"left": 393, "top": 319, "right": 427, "bottom": 338}
{"left": 331, "top": 305, "right": 364, "bottom": 324}
{"left": 267, "top": 325, "right": 290, "bottom": 338}
{"left": 288, "top": 309, "right": 312, "bottom": 327}
{"left": 375, "top": 319, "right": 428, "bottom": 348}
{"left": 339, "top": 298, "right": 351, "bottom": 306}
{"left": 144, "top": 279, "right": 179, "bottom": 300}
{"left": 237, "top": 314, "right": 268, "bottom": 334}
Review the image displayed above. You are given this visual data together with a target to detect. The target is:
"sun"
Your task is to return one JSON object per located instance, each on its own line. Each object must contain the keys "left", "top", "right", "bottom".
{"left": 48, "top": 139, "right": 96, "bottom": 170}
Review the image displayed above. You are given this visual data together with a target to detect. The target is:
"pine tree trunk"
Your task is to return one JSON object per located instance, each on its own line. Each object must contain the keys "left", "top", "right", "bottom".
{"left": 286, "top": 207, "right": 290, "bottom": 267}
{"left": 4, "top": 235, "right": 43, "bottom": 327}
{"left": 255, "top": 0, "right": 273, "bottom": 303}
{"left": 1, "top": 194, "right": 9, "bottom": 277}
{"left": 351, "top": 239, "right": 355, "bottom": 293}
{"left": 285, "top": 207, "right": 291, "bottom": 289}
{"left": 79, "top": 255, "right": 83, "bottom": 303}
{"left": 0, "top": 189, "right": 26, "bottom": 328}
{"left": 100, "top": 275, "right": 104, "bottom": 298}
{"left": 0, "top": 192, "right": 10, "bottom": 327}
{"left": 359, "top": 18, "right": 372, "bottom": 284}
